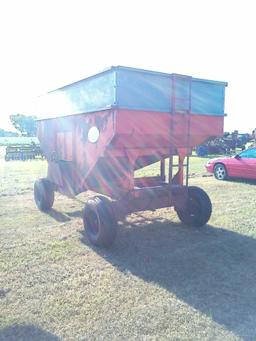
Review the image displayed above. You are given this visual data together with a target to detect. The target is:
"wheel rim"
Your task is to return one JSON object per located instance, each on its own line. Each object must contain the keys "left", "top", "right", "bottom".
{"left": 215, "top": 165, "right": 226, "bottom": 180}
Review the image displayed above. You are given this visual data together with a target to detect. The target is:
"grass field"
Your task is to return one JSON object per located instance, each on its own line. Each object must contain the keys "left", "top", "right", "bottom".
{"left": 0, "top": 137, "right": 39, "bottom": 146}
{"left": 1, "top": 147, "right": 256, "bottom": 340}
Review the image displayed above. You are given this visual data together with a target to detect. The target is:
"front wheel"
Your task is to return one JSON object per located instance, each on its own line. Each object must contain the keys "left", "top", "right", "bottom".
{"left": 214, "top": 163, "right": 227, "bottom": 180}
{"left": 34, "top": 178, "right": 55, "bottom": 212}
{"left": 83, "top": 196, "right": 117, "bottom": 248}
{"left": 176, "top": 186, "right": 212, "bottom": 227}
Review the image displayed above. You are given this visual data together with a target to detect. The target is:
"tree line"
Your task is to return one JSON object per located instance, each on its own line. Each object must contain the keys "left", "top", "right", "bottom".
{"left": 0, "top": 114, "right": 37, "bottom": 137}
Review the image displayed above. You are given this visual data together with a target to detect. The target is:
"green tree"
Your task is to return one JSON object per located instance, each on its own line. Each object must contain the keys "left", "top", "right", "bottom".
{"left": 10, "top": 114, "right": 37, "bottom": 136}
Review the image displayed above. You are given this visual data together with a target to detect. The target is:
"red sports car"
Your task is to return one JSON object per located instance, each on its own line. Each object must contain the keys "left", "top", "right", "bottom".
{"left": 205, "top": 147, "right": 256, "bottom": 180}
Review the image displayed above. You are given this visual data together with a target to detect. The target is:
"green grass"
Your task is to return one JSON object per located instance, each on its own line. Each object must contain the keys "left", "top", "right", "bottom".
{"left": 0, "top": 147, "right": 46, "bottom": 196}
{"left": 0, "top": 151, "right": 256, "bottom": 340}
{"left": 0, "top": 137, "right": 39, "bottom": 146}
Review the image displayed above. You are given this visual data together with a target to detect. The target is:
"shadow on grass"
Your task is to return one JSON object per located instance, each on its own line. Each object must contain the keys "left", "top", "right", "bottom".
{"left": 226, "top": 177, "right": 256, "bottom": 185}
{"left": 0, "top": 289, "right": 10, "bottom": 299}
{"left": 47, "top": 209, "right": 83, "bottom": 222}
{"left": 48, "top": 209, "right": 71, "bottom": 222}
{"left": 80, "top": 215, "right": 256, "bottom": 340}
{"left": 0, "top": 324, "right": 60, "bottom": 341}
{"left": 66, "top": 210, "right": 83, "bottom": 219}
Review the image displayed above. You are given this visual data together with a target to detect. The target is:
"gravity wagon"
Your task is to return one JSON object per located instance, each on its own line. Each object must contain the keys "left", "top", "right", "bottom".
{"left": 34, "top": 66, "right": 227, "bottom": 247}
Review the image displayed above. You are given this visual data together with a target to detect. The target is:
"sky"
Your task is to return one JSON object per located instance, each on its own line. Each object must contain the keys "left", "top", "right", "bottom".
{"left": 0, "top": 0, "right": 255, "bottom": 133}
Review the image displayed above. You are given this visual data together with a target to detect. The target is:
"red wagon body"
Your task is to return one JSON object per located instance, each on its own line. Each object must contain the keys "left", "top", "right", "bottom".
{"left": 34, "top": 66, "right": 227, "bottom": 247}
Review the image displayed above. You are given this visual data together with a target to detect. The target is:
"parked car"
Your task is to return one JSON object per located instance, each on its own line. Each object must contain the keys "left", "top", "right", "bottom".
{"left": 205, "top": 147, "right": 256, "bottom": 180}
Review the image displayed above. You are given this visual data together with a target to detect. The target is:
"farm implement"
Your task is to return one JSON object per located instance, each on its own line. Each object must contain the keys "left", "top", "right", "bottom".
{"left": 5, "top": 142, "right": 43, "bottom": 161}
{"left": 196, "top": 131, "right": 252, "bottom": 156}
{"left": 34, "top": 66, "right": 227, "bottom": 247}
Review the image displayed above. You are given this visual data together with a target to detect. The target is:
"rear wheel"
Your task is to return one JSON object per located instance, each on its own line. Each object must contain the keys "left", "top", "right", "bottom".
{"left": 176, "top": 186, "right": 212, "bottom": 227}
{"left": 34, "top": 178, "right": 54, "bottom": 212}
{"left": 214, "top": 163, "right": 227, "bottom": 180}
{"left": 83, "top": 196, "right": 117, "bottom": 248}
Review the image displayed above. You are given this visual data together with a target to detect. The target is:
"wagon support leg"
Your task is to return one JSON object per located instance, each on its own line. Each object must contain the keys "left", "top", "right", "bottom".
{"left": 168, "top": 148, "right": 191, "bottom": 186}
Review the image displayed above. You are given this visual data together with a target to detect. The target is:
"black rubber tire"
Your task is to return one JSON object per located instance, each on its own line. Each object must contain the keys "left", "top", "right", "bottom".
{"left": 214, "top": 163, "right": 228, "bottom": 180}
{"left": 34, "top": 178, "right": 54, "bottom": 212}
{"left": 176, "top": 186, "right": 212, "bottom": 227}
{"left": 83, "top": 196, "right": 117, "bottom": 248}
